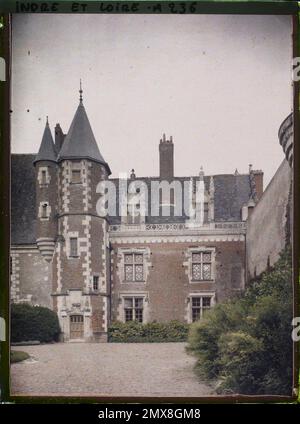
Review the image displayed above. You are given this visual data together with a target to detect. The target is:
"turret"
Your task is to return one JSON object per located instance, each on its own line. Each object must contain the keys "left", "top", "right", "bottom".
{"left": 33, "top": 117, "right": 58, "bottom": 262}
{"left": 53, "top": 82, "right": 111, "bottom": 342}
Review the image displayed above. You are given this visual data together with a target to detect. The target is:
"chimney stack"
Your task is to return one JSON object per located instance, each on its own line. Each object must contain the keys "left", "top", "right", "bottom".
{"left": 55, "top": 123, "right": 65, "bottom": 153}
{"left": 159, "top": 134, "right": 174, "bottom": 179}
{"left": 251, "top": 170, "right": 264, "bottom": 200}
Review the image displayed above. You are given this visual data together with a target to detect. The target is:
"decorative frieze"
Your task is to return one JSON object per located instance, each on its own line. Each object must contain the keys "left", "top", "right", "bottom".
{"left": 110, "top": 234, "right": 245, "bottom": 244}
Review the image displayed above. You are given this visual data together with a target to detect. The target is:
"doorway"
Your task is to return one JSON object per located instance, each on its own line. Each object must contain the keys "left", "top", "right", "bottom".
{"left": 70, "top": 314, "right": 84, "bottom": 339}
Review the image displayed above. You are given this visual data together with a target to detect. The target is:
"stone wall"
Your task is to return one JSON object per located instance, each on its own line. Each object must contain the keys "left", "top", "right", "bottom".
{"left": 110, "top": 238, "right": 245, "bottom": 324}
{"left": 10, "top": 246, "right": 52, "bottom": 308}
{"left": 246, "top": 159, "right": 292, "bottom": 279}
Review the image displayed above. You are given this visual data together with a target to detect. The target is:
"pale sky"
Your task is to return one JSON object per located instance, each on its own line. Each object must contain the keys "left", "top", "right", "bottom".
{"left": 12, "top": 14, "right": 293, "bottom": 186}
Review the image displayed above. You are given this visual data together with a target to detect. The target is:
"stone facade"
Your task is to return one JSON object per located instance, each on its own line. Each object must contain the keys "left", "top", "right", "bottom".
{"left": 246, "top": 136, "right": 293, "bottom": 279}
{"left": 110, "top": 238, "right": 245, "bottom": 324}
{"left": 10, "top": 247, "right": 52, "bottom": 308}
{"left": 10, "top": 95, "right": 292, "bottom": 342}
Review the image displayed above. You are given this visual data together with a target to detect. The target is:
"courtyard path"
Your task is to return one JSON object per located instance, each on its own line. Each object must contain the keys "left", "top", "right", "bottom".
{"left": 11, "top": 342, "right": 214, "bottom": 397}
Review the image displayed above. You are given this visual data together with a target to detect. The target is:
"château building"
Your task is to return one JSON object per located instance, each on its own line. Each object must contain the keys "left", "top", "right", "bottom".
{"left": 10, "top": 89, "right": 292, "bottom": 342}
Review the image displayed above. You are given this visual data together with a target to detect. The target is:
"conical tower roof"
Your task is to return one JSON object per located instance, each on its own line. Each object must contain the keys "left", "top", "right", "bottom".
{"left": 57, "top": 85, "right": 111, "bottom": 174}
{"left": 34, "top": 118, "right": 57, "bottom": 164}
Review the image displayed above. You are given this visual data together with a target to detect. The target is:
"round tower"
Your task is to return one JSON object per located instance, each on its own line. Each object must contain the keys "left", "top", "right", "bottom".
{"left": 53, "top": 83, "right": 111, "bottom": 342}
{"left": 33, "top": 117, "right": 58, "bottom": 262}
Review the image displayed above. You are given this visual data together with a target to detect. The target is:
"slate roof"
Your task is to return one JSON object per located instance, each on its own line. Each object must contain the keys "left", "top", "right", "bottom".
{"left": 214, "top": 174, "right": 251, "bottom": 221}
{"left": 11, "top": 154, "right": 37, "bottom": 245}
{"left": 57, "top": 102, "right": 111, "bottom": 174}
{"left": 109, "top": 175, "right": 251, "bottom": 225}
{"left": 11, "top": 154, "right": 252, "bottom": 245}
{"left": 33, "top": 121, "right": 57, "bottom": 164}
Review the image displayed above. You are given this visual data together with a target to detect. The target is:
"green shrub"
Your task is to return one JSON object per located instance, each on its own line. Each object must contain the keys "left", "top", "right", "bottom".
{"left": 187, "top": 247, "right": 293, "bottom": 395}
{"left": 11, "top": 303, "right": 60, "bottom": 343}
{"left": 108, "top": 320, "right": 189, "bottom": 343}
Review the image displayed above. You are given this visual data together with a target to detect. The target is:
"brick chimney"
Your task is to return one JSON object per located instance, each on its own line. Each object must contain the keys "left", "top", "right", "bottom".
{"left": 252, "top": 170, "right": 264, "bottom": 200}
{"left": 159, "top": 134, "right": 174, "bottom": 179}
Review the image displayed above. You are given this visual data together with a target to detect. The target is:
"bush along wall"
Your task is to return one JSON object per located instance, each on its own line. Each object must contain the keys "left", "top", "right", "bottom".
{"left": 11, "top": 303, "right": 61, "bottom": 343}
{"left": 108, "top": 320, "right": 189, "bottom": 343}
{"left": 187, "top": 247, "right": 293, "bottom": 396}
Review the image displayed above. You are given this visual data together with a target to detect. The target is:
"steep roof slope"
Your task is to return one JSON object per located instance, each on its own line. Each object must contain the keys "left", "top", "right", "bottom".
{"left": 11, "top": 154, "right": 37, "bottom": 244}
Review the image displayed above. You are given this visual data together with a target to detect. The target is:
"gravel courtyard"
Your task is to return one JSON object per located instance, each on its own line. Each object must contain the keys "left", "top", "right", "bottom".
{"left": 11, "top": 342, "right": 214, "bottom": 397}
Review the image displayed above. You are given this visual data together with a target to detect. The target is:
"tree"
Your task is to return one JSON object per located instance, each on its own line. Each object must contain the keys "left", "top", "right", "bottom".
{"left": 11, "top": 303, "right": 60, "bottom": 343}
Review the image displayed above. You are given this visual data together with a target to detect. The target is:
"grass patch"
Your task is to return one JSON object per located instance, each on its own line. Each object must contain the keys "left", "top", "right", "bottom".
{"left": 10, "top": 350, "right": 30, "bottom": 363}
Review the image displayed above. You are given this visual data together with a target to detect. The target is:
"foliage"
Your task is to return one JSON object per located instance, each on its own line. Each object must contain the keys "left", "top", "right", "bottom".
{"left": 187, "top": 247, "right": 293, "bottom": 395}
{"left": 11, "top": 303, "right": 60, "bottom": 343}
{"left": 10, "top": 350, "right": 30, "bottom": 363}
{"left": 108, "top": 320, "right": 189, "bottom": 343}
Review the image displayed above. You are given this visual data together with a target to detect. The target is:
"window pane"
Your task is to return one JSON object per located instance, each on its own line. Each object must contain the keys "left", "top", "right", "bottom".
{"left": 135, "top": 308, "right": 143, "bottom": 323}
{"left": 192, "top": 297, "right": 201, "bottom": 307}
{"left": 135, "top": 265, "right": 144, "bottom": 281}
{"left": 93, "top": 276, "right": 99, "bottom": 290}
{"left": 135, "top": 298, "right": 143, "bottom": 308}
{"left": 41, "top": 170, "right": 47, "bottom": 184}
{"left": 202, "top": 297, "right": 211, "bottom": 308}
{"left": 134, "top": 254, "right": 143, "bottom": 264}
{"left": 192, "top": 264, "right": 201, "bottom": 280}
{"left": 42, "top": 204, "right": 47, "bottom": 218}
{"left": 72, "top": 169, "right": 81, "bottom": 183}
{"left": 125, "top": 309, "right": 133, "bottom": 322}
{"left": 203, "top": 263, "right": 211, "bottom": 279}
{"left": 124, "top": 298, "right": 133, "bottom": 308}
{"left": 125, "top": 265, "right": 133, "bottom": 281}
{"left": 124, "top": 254, "right": 133, "bottom": 264}
{"left": 192, "top": 308, "right": 200, "bottom": 322}
{"left": 192, "top": 253, "right": 201, "bottom": 263}
{"left": 70, "top": 238, "right": 78, "bottom": 256}
{"left": 203, "top": 252, "right": 211, "bottom": 262}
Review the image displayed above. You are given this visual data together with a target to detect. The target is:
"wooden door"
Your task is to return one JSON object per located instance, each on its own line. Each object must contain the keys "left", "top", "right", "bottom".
{"left": 70, "top": 315, "right": 84, "bottom": 339}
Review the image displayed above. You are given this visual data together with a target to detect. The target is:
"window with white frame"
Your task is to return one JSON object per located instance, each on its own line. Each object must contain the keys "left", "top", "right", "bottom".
{"left": 70, "top": 237, "right": 78, "bottom": 257}
{"left": 41, "top": 170, "right": 47, "bottom": 185}
{"left": 124, "top": 253, "right": 144, "bottom": 282}
{"left": 191, "top": 296, "right": 212, "bottom": 322}
{"left": 71, "top": 162, "right": 82, "bottom": 184}
{"left": 38, "top": 167, "right": 49, "bottom": 186}
{"left": 71, "top": 169, "right": 81, "bottom": 184}
{"left": 39, "top": 202, "right": 51, "bottom": 220}
{"left": 124, "top": 296, "right": 144, "bottom": 322}
{"left": 93, "top": 275, "right": 99, "bottom": 291}
{"left": 42, "top": 203, "right": 48, "bottom": 218}
{"left": 191, "top": 251, "right": 212, "bottom": 281}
